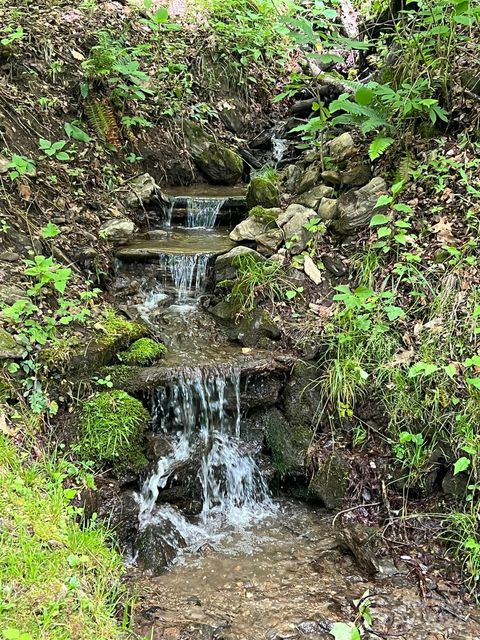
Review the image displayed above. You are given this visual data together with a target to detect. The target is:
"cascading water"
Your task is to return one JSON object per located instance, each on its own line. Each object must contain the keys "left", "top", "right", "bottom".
{"left": 136, "top": 368, "right": 274, "bottom": 562}
{"left": 158, "top": 253, "right": 210, "bottom": 301}
{"left": 186, "top": 197, "right": 225, "bottom": 229}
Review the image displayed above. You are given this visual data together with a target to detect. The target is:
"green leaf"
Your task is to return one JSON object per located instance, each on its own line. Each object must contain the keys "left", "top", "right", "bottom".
{"left": 408, "top": 362, "right": 438, "bottom": 377}
{"left": 38, "top": 138, "right": 52, "bottom": 150}
{"left": 330, "top": 622, "right": 360, "bottom": 640}
{"left": 41, "top": 222, "right": 60, "bottom": 238}
{"left": 377, "top": 226, "right": 391, "bottom": 238}
{"left": 385, "top": 305, "right": 405, "bottom": 321}
{"left": 64, "top": 122, "right": 91, "bottom": 143}
{"left": 466, "top": 377, "right": 480, "bottom": 390}
{"left": 369, "top": 136, "right": 394, "bottom": 161}
{"left": 444, "top": 364, "right": 457, "bottom": 378}
{"left": 55, "top": 151, "right": 70, "bottom": 162}
{"left": 370, "top": 214, "right": 391, "bottom": 226}
{"left": 454, "top": 457, "right": 471, "bottom": 476}
{"left": 355, "top": 86, "right": 374, "bottom": 106}
{"left": 376, "top": 194, "right": 393, "bottom": 207}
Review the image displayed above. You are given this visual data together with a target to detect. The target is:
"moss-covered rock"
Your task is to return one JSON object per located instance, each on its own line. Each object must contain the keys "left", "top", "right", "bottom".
{"left": 76, "top": 390, "right": 150, "bottom": 473}
{"left": 118, "top": 338, "right": 166, "bottom": 366}
{"left": 248, "top": 205, "right": 282, "bottom": 224}
{"left": 183, "top": 121, "right": 243, "bottom": 185}
{"left": 308, "top": 451, "right": 350, "bottom": 510}
{"left": 265, "top": 412, "right": 313, "bottom": 478}
{"left": 0, "top": 328, "right": 23, "bottom": 360}
{"left": 283, "top": 361, "right": 322, "bottom": 428}
{"left": 246, "top": 177, "right": 280, "bottom": 209}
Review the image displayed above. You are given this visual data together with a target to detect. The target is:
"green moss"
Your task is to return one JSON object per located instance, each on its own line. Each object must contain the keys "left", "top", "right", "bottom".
{"left": 77, "top": 390, "right": 149, "bottom": 472}
{"left": 246, "top": 176, "right": 280, "bottom": 209}
{"left": 98, "top": 308, "right": 146, "bottom": 347}
{"left": 248, "top": 205, "right": 281, "bottom": 224}
{"left": 118, "top": 337, "right": 166, "bottom": 366}
{"left": 38, "top": 336, "right": 81, "bottom": 371}
{"left": 266, "top": 418, "right": 312, "bottom": 477}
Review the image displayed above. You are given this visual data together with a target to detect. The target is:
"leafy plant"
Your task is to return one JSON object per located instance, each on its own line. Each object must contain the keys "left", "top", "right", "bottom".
{"left": 38, "top": 139, "right": 72, "bottom": 162}
{"left": 5, "top": 154, "right": 36, "bottom": 181}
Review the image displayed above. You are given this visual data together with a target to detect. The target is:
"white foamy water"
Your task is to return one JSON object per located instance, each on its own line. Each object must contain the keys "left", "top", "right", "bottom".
{"left": 158, "top": 253, "right": 210, "bottom": 301}
{"left": 186, "top": 197, "right": 225, "bottom": 229}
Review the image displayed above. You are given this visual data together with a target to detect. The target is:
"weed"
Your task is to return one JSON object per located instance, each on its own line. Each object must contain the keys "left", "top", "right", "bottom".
{"left": 228, "top": 254, "right": 289, "bottom": 315}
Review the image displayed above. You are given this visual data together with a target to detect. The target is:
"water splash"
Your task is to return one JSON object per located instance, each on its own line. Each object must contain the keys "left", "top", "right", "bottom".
{"left": 137, "top": 368, "right": 274, "bottom": 563}
{"left": 186, "top": 198, "right": 225, "bottom": 229}
{"left": 272, "top": 136, "right": 287, "bottom": 166}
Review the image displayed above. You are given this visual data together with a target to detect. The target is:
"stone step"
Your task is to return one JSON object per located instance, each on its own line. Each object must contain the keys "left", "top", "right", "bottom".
{"left": 115, "top": 228, "right": 235, "bottom": 261}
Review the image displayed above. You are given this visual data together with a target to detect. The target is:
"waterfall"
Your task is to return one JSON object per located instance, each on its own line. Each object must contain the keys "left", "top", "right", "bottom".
{"left": 186, "top": 197, "right": 225, "bottom": 229}
{"left": 159, "top": 253, "right": 210, "bottom": 301}
{"left": 137, "top": 368, "right": 273, "bottom": 552}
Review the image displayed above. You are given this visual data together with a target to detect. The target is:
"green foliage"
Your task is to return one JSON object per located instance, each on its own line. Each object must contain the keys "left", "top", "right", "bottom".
{"left": 228, "top": 254, "right": 288, "bottom": 315}
{"left": 248, "top": 205, "right": 280, "bottom": 223}
{"left": 0, "top": 434, "right": 126, "bottom": 638}
{"left": 38, "top": 138, "right": 72, "bottom": 162}
{"left": 118, "top": 337, "right": 167, "bottom": 366}
{"left": 4, "top": 154, "right": 36, "bottom": 181}
{"left": 76, "top": 390, "right": 149, "bottom": 471}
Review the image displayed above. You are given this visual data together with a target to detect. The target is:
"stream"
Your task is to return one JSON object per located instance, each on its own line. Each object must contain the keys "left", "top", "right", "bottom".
{"left": 110, "top": 186, "right": 480, "bottom": 640}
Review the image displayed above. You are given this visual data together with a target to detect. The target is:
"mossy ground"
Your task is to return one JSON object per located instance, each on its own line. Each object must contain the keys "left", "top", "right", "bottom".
{"left": 0, "top": 433, "right": 126, "bottom": 639}
{"left": 118, "top": 337, "right": 167, "bottom": 366}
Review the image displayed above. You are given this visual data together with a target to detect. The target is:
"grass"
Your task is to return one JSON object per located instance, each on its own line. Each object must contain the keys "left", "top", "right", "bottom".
{"left": 0, "top": 433, "right": 128, "bottom": 639}
{"left": 229, "top": 253, "right": 289, "bottom": 315}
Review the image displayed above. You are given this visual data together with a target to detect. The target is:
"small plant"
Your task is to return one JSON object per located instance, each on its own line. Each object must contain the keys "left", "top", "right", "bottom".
{"left": 229, "top": 254, "right": 289, "bottom": 315}
{"left": 118, "top": 338, "right": 167, "bottom": 366}
{"left": 1, "top": 25, "right": 24, "bottom": 47}
{"left": 38, "top": 138, "right": 72, "bottom": 162}
{"left": 5, "top": 154, "right": 36, "bottom": 181}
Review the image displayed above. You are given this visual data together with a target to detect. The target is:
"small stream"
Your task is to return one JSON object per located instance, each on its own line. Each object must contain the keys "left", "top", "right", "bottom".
{"left": 111, "top": 187, "right": 480, "bottom": 640}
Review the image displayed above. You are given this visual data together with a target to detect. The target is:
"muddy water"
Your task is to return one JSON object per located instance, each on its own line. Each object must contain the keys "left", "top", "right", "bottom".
{"left": 130, "top": 501, "right": 480, "bottom": 640}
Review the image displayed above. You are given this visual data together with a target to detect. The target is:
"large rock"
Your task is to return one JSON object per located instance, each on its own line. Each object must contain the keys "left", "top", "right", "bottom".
{"left": 283, "top": 360, "right": 322, "bottom": 427}
{"left": 214, "top": 246, "right": 265, "bottom": 283}
{"left": 135, "top": 519, "right": 186, "bottom": 574}
{"left": 280, "top": 204, "right": 318, "bottom": 254}
{"left": 333, "top": 177, "right": 388, "bottom": 234}
{"left": 335, "top": 523, "right": 381, "bottom": 574}
{"left": 308, "top": 451, "right": 350, "bottom": 510}
{"left": 341, "top": 163, "right": 372, "bottom": 187}
{"left": 229, "top": 217, "right": 267, "bottom": 243}
{"left": 183, "top": 121, "right": 243, "bottom": 185}
{"left": 124, "top": 173, "right": 158, "bottom": 208}
{"left": 0, "top": 328, "right": 23, "bottom": 360}
{"left": 0, "top": 285, "right": 27, "bottom": 306}
{"left": 256, "top": 228, "right": 283, "bottom": 255}
{"left": 295, "top": 164, "right": 322, "bottom": 194}
{"left": 328, "top": 132, "right": 356, "bottom": 162}
{"left": 82, "top": 482, "right": 139, "bottom": 545}
{"left": 99, "top": 217, "right": 135, "bottom": 243}
{"left": 283, "top": 163, "right": 302, "bottom": 193}
{"left": 294, "top": 185, "right": 335, "bottom": 209}
{"left": 318, "top": 197, "right": 338, "bottom": 221}
{"left": 246, "top": 177, "right": 280, "bottom": 209}
{"left": 265, "top": 409, "right": 312, "bottom": 478}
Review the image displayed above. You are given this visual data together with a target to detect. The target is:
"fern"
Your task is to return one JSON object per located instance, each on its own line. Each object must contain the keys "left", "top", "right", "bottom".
{"left": 395, "top": 153, "right": 415, "bottom": 183}
{"left": 85, "top": 98, "right": 121, "bottom": 149}
{"left": 368, "top": 135, "right": 394, "bottom": 161}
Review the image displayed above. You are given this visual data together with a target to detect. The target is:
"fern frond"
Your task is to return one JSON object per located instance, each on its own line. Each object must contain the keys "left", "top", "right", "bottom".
{"left": 85, "top": 98, "right": 122, "bottom": 149}
{"left": 369, "top": 135, "right": 394, "bottom": 161}
{"left": 395, "top": 153, "right": 415, "bottom": 183}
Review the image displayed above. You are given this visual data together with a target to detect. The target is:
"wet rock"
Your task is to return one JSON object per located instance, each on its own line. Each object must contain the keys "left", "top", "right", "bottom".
{"left": 341, "top": 163, "right": 372, "bottom": 187}
{"left": 82, "top": 481, "right": 139, "bottom": 545}
{"left": 283, "top": 361, "right": 322, "bottom": 428}
{"left": 147, "top": 229, "right": 168, "bottom": 240}
{"left": 303, "top": 255, "right": 322, "bottom": 285}
{"left": 322, "top": 255, "right": 347, "bottom": 277}
{"left": 235, "top": 309, "right": 281, "bottom": 347}
{"left": 318, "top": 197, "right": 338, "bottom": 221}
{"left": 246, "top": 177, "right": 280, "bottom": 209}
{"left": 280, "top": 204, "right": 318, "bottom": 254}
{"left": 308, "top": 452, "right": 350, "bottom": 510}
{"left": 215, "top": 246, "right": 265, "bottom": 283}
{"left": 283, "top": 164, "right": 302, "bottom": 193}
{"left": 295, "top": 164, "right": 322, "bottom": 194}
{"left": 124, "top": 173, "right": 158, "bottom": 208}
{"left": 135, "top": 520, "right": 186, "bottom": 574}
{"left": 328, "top": 132, "right": 356, "bottom": 162}
{"left": 265, "top": 410, "right": 312, "bottom": 477}
{"left": 293, "top": 185, "right": 335, "bottom": 210}
{"left": 0, "top": 328, "right": 23, "bottom": 360}
{"left": 442, "top": 468, "right": 468, "bottom": 498}
{"left": 99, "top": 217, "right": 135, "bottom": 243}
{"left": 184, "top": 121, "right": 243, "bottom": 185}
{"left": 241, "top": 374, "right": 285, "bottom": 412}
{"left": 333, "top": 177, "right": 388, "bottom": 235}
{"left": 335, "top": 522, "right": 381, "bottom": 573}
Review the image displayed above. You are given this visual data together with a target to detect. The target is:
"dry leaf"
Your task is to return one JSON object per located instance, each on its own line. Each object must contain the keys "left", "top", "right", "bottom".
{"left": 71, "top": 49, "right": 85, "bottom": 61}
{"left": 17, "top": 181, "right": 32, "bottom": 201}
{"left": 431, "top": 217, "right": 455, "bottom": 244}
{"left": 0, "top": 412, "right": 14, "bottom": 436}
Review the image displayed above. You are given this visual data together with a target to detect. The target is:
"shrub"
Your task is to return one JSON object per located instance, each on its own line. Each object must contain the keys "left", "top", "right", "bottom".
{"left": 77, "top": 390, "right": 149, "bottom": 471}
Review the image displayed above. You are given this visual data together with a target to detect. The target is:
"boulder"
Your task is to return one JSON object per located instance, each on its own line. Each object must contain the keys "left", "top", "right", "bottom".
{"left": 333, "top": 177, "right": 388, "bottom": 235}
{"left": 82, "top": 481, "right": 139, "bottom": 545}
{"left": 0, "top": 328, "right": 23, "bottom": 360}
{"left": 124, "top": 173, "right": 158, "bottom": 208}
{"left": 281, "top": 204, "right": 318, "bottom": 254}
{"left": 318, "top": 197, "right": 338, "bottom": 221}
{"left": 0, "top": 285, "right": 28, "bottom": 306}
{"left": 283, "top": 163, "right": 302, "bottom": 193}
{"left": 246, "top": 177, "right": 280, "bottom": 209}
{"left": 442, "top": 468, "right": 468, "bottom": 498}
{"left": 303, "top": 255, "right": 322, "bottom": 285}
{"left": 229, "top": 217, "right": 267, "bottom": 243}
{"left": 295, "top": 164, "right": 322, "bottom": 194}
{"left": 283, "top": 360, "right": 322, "bottom": 428}
{"left": 99, "top": 217, "right": 135, "bottom": 243}
{"left": 328, "top": 132, "right": 356, "bottom": 162}
{"left": 265, "top": 411, "right": 313, "bottom": 478}
{"left": 341, "top": 163, "right": 372, "bottom": 187}
{"left": 235, "top": 310, "right": 281, "bottom": 347}
{"left": 214, "top": 246, "right": 265, "bottom": 283}
{"left": 308, "top": 451, "right": 350, "bottom": 510}
{"left": 135, "top": 518, "right": 186, "bottom": 574}
{"left": 183, "top": 121, "right": 243, "bottom": 185}
{"left": 321, "top": 170, "right": 341, "bottom": 185}
{"left": 294, "top": 185, "right": 335, "bottom": 210}
{"left": 256, "top": 228, "right": 283, "bottom": 255}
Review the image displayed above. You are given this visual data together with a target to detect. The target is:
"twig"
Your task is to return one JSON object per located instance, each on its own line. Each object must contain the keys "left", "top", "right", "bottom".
{"left": 332, "top": 502, "right": 381, "bottom": 527}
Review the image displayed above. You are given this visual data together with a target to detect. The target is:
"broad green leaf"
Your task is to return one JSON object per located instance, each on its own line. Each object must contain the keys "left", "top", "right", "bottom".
{"left": 41, "top": 222, "right": 60, "bottom": 239}
{"left": 444, "top": 364, "right": 457, "bottom": 378}
{"left": 408, "top": 362, "right": 438, "bottom": 377}
{"left": 466, "top": 377, "right": 480, "bottom": 389}
{"left": 377, "top": 226, "right": 391, "bottom": 238}
{"left": 330, "top": 622, "right": 360, "bottom": 640}
{"left": 355, "top": 86, "right": 374, "bottom": 106}
{"left": 386, "top": 305, "right": 405, "bottom": 321}
{"left": 376, "top": 194, "right": 393, "bottom": 206}
{"left": 370, "top": 214, "right": 390, "bottom": 226}
{"left": 454, "top": 457, "right": 471, "bottom": 475}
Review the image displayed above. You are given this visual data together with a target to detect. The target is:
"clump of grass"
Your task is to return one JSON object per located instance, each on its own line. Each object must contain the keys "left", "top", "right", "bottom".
{"left": 76, "top": 390, "right": 149, "bottom": 471}
{"left": 229, "top": 253, "right": 289, "bottom": 315}
{"left": 118, "top": 337, "right": 167, "bottom": 366}
{"left": 0, "top": 433, "right": 127, "bottom": 638}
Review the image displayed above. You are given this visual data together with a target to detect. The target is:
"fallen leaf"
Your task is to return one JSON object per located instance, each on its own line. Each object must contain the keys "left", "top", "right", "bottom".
{"left": 71, "top": 49, "right": 85, "bottom": 61}
{"left": 17, "top": 181, "right": 32, "bottom": 200}
{"left": 431, "top": 217, "right": 455, "bottom": 244}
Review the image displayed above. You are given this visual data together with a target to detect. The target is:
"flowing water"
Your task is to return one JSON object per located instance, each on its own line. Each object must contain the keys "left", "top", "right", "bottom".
{"left": 113, "top": 190, "right": 480, "bottom": 640}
